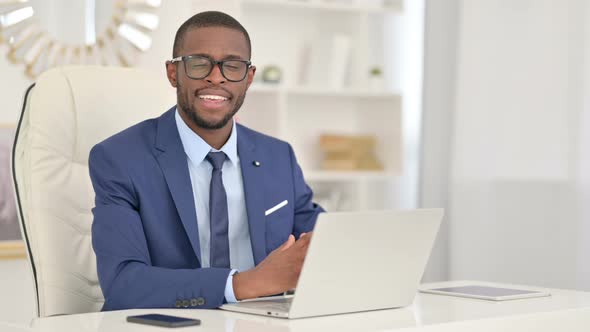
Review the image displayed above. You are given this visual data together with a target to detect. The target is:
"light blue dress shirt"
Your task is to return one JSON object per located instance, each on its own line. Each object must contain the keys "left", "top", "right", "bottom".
{"left": 175, "top": 109, "right": 254, "bottom": 302}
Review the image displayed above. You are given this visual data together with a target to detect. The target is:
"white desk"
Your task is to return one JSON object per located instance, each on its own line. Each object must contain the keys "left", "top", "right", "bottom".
{"left": 8, "top": 281, "right": 590, "bottom": 332}
{"left": 0, "top": 322, "right": 31, "bottom": 332}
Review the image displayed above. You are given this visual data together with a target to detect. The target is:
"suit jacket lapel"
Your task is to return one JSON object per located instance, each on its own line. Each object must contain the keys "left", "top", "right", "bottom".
{"left": 154, "top": 108, "right": 202, "bottom": 263}
{"left": 237, "top": 125, "right": 267, "bottom": 265}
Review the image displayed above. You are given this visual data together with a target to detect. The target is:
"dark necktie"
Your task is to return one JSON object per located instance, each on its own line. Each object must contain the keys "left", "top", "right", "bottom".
{"left": 206, "top": 151, "right": 230, "bottom": 268}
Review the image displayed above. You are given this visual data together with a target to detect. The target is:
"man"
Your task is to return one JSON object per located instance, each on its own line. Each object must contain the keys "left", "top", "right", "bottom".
{"left": 89, "top": 11, "right": 324, "bottom": 310}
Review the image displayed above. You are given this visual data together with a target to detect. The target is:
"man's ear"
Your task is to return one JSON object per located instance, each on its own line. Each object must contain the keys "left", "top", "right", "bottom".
{"left": 165, "top": 61, "right": 178, "bottom": 88}
{"left": 246, "top": 65, "right": 256, "bottom": 89}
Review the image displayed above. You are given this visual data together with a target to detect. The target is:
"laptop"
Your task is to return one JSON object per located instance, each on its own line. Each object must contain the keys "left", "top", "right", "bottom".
{"left": 220, "top": 209, "right": 443, "bottom": 319}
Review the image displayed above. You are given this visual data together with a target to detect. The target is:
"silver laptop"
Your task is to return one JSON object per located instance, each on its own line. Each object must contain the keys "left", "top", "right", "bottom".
{"left": 220, "top": 209, "right": 443, "bottom": 319}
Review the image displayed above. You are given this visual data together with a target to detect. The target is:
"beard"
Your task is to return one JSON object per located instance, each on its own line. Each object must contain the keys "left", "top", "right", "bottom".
{"left": 177, "top": 82, "right": 246, "bottom": 130}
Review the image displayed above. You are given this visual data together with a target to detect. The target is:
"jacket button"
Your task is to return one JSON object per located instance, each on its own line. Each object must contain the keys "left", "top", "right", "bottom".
{"left": 182, "top": 300, "right": 190, "bottom": 308}
{"left": 175, "top": 300, "right": 182, "bottom": 308}
{"left": 196, "top": 297, "right": 205, "bottom": 306}
{"left": 190, "top": 298, "right": 198, "bottom": 307}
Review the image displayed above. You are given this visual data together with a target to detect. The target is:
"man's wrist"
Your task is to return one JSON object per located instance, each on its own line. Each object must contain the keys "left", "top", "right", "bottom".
{"left": 233, "top": 269, "right": 260, "bottom": 301}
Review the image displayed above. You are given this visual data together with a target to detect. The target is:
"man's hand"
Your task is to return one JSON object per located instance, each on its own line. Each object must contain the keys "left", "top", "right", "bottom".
{"left": 233, "top": 233, "right": 312, "bottom": 300}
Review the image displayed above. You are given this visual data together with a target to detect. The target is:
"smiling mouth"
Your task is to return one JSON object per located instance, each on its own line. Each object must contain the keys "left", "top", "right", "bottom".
{"left": 198, "top": 94, "right": 229, "bottom": 101}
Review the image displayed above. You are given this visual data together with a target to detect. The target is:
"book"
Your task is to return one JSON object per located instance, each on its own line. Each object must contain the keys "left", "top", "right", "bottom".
{"left": 319, "top": 134, "right": 383, "bottom": 171}
{"left": 322, "top": 157, "right": 383, "bottom": 171}
{"left": 319, "top": 134, "right": 376, "bottom": 152}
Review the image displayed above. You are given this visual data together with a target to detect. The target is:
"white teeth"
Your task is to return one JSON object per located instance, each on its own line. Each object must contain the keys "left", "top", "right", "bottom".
{"left": 199, "top": 95, "right": 228, "bottom": 101}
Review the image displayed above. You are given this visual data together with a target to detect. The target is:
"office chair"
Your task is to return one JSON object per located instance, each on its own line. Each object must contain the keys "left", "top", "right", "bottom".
{"left": 11, "top": 66, "right": 175, "bottom": 316}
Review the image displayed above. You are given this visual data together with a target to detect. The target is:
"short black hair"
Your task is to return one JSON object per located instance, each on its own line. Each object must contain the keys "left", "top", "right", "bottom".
{"left": 172, "top": 11, "right": 251, "bottom": 59}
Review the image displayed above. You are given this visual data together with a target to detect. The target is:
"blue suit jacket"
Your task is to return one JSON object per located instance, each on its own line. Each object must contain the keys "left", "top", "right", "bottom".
{"left": 89, "top": 108, "right": 323, "bottom": 310}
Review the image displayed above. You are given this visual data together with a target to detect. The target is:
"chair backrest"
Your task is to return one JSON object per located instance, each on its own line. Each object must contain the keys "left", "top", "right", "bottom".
{"left": 11, "top": 66, "right": 176, "bottom": 317}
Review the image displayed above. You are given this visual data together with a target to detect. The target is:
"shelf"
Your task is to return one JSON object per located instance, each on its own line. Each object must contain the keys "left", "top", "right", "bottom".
{"left": 241, "top": 0, "right": 402, "bottom": 13}
{"left": 304, "top": 170, "right": 399, "bottom": 182}
{"left": 249, "top": 84, "right": 401, "bottom": 99}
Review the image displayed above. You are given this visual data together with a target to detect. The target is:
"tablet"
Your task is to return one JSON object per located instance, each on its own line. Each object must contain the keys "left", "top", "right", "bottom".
{"left": 420, "top": 285, "right": 551, "bottom": 301}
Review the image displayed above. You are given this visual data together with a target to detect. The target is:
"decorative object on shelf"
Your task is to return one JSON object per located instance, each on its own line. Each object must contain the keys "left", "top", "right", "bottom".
{"left": 368, "top": 65, "right": 385, "bottom": 91}
{"left": 319, "top": 134, "right": 383, "bottom": 171}
{"left": 261, "top": 65, "right": 282, "bottom": 84}
{"left": 296, "top": 41, "right": 312, "bottom": 86}
{"left": 0, "top": 0, "right": 161, "bottom": 78}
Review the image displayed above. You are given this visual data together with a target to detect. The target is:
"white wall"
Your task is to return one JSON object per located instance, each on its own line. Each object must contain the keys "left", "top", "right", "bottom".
{"left": 0, "top": 260, "right": 35, "bottom": 325}
{"left": 578, "top": 0, "right": 590, "bottom": 288}
{"left": 397, "top": 0, "right": 425, "bottom": 210}
{"left": 448, "top": 0, "right": 589, "bottom": 290}
{"left": 420, "top": 0, "right": 459, "bottom": 282}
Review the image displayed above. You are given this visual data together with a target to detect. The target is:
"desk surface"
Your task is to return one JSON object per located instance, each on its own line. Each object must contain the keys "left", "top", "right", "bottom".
{"left": 5, "top": 281, "right": 590, "bottom": 332}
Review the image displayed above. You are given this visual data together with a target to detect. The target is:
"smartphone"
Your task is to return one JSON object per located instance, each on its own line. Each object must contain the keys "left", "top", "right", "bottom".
{"left": 127, "top": 314, "right": 201, "bottom": 328}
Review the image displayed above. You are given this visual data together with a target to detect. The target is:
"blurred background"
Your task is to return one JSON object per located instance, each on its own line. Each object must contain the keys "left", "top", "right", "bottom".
{"left": 1, "top": 0, "right": 589, "bottom": 325}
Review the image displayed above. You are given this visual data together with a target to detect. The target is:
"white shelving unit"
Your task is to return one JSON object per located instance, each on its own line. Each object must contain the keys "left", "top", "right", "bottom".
{"left": 195, "top": 0, "right": 409, "bottom": 211}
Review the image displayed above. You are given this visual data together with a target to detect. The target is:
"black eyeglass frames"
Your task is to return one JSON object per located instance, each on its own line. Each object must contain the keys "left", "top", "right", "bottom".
{"left": 170, "top": 55, "right": 252, "bottom": 82}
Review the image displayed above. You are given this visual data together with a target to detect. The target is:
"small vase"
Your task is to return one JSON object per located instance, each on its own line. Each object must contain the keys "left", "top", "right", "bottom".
{"left": 368, "top": 76, "right": 385, "bottom": 91}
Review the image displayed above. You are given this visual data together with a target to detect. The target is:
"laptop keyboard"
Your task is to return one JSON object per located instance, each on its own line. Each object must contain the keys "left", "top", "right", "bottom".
{"left": 238, "top": 297, "right": 293, "bottom": 312}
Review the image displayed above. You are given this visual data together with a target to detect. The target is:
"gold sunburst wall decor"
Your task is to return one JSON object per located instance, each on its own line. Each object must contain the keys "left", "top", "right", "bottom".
{"left": 0, "top": 0, "right": 161, "bottom": 78}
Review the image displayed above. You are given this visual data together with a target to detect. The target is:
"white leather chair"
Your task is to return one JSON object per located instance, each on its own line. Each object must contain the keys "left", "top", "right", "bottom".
{"left": 11, "top": 66, "right": 176, "bottom": 317}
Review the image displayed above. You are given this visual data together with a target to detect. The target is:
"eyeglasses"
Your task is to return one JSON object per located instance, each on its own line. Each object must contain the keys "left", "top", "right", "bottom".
{"left": 170, "top": 55, "right": 252, "bottom": 82}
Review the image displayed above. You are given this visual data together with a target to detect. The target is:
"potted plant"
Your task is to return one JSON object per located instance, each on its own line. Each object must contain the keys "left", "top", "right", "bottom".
{"left": 368, "top": 66, "right": 384, "bottom": 91}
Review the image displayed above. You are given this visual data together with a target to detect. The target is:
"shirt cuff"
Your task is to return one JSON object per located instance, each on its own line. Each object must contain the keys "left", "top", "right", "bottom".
{"left": 224, "top": 269, "right": 239, "bottom": 303}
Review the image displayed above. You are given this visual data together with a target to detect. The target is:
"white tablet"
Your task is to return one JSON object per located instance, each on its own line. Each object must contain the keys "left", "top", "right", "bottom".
{"left": 420, "top": 285, "right": 551, "bottom": 301}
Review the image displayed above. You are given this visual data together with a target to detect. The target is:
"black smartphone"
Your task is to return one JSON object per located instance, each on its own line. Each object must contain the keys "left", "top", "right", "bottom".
{"left": 127, "top": 314, "right": 201, "bottom": 328}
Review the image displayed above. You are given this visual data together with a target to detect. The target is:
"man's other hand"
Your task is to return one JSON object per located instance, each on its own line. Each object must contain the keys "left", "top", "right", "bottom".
{"left": 233, "top": 232, "right": 313, "bottom": 300}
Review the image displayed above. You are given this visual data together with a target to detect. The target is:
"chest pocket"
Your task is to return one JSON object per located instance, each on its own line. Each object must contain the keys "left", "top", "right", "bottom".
{"left": 265, "top": 200, "right": 294, "bottom": 253}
